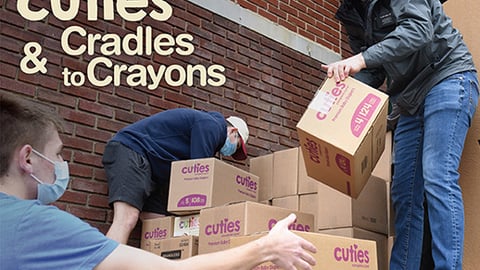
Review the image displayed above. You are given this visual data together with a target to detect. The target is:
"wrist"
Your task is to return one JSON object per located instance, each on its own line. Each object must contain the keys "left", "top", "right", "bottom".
{"left": 255, "top": 234, "right": 275, "bottom": 263}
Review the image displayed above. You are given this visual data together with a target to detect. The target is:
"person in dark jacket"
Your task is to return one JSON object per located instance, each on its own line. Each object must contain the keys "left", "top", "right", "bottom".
{"left": 102, "top": 108, "right": 250, "bottom": 244}
{"left": 322, "top": 0, "right": 478, "bottom": 269}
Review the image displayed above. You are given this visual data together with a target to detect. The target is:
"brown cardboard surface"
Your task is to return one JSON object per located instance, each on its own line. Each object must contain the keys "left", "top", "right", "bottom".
{"left": 272, "top": 148, "right": 299, "bottom": 197}
{"left": 198, "top": 201, "right": 314, "bottom": 254}
{"left": 230, "top": 230, "right": 378, "bottom": 270}
{"left": 271, "top": 195, "right": 299, "bottom": 211}
{"left": 147, "top": 235, "right": 199, "bottom": 259}
{"left": 249, "top": 153, "right": 274, "bottom": 201}
{"left": 319, "top": 227, "right": 387, "bottom": 270}
{"left": 168, "top": 158, "right": 259, "bottom": 214}
{"left": 297, "top": 76, "right": 388, "bottom": 198}
{"left": 300, "top": 176, "right": 393, "bottom": 235}
{"left": 140, "top": 216, "right": 175, "bottom": 251}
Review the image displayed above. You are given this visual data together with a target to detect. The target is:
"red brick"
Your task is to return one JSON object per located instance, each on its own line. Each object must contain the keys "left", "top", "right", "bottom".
{"left": 60, "top": 190, "right": 88, "bottom": 205}
{"left": 59, "top": 107, "right": 96, "bottom": 127}
{"left": 71, "top": 178, "right": 109, "bottom": 195}
{"left": 67, "top": 205, "right": 107, "bottom": 222}
{"left": 76, "top": 125, "right": 113, "bottom": 142}
{"left": 73, "top": 151, "right": 103, "bottom": 168}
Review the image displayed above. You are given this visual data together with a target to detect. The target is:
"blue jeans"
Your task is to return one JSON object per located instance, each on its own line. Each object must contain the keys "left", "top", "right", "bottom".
{"left": 390, "top": 71, "right": 479, "bottom": 270}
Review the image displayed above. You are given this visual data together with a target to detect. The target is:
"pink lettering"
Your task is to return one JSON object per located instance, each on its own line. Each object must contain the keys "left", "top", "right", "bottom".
{"left": 144, "top": 228, "right": 168, "bottom": 240}
{"left": 303, "top": 138, "right": 321, "bottom": 164}
{"left": 181, "top": 163, "right": 210, "bottom": 174}
{"left": 236, "top": 175, "right": 257, "bottom": 191}
{"left": 315, "top": 82, "right": 347, "bottom": 121}
{"left": 205, "top": 219, "right": 241, "bottom": 235}
{"left": 351, "top": 93, "right": 381, "bottom": 137}
{"left": 268, "top": 218, "right": 311, "bottom": 232}
{"left": 334, "top": 244, "right": 370, "bottom": 264}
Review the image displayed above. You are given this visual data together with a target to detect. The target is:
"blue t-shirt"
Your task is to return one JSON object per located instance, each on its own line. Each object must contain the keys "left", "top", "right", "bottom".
{"left": 111, "top": 108, "right": 227, "bottom": 179}
{"left": 0, "top": 193, "right": 119, "bottom": 270}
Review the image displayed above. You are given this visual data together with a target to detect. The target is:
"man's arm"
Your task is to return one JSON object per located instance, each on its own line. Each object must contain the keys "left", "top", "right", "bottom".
{"left": 96, "top": 213, "right": 317, "bottom": 270}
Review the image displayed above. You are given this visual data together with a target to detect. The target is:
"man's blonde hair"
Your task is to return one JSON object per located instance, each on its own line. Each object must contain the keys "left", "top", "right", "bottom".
{"left": 0, "top": 94, "right": 64, "bottom": 177}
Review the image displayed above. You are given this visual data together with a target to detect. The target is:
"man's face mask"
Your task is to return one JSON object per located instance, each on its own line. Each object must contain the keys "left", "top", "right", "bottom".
{"left": 220, "top": 132, "right": 239, "bottom": 157}
{"left": 30, "top": 149, "right": 70, "bottom": 205}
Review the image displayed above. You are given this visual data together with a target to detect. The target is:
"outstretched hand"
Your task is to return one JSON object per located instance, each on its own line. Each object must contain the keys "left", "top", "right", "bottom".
{"left": 262, "top": 213, "right": 317, "bottom": 270}
{"left": 321, "top": 53, "right": 366, "bottom": 82}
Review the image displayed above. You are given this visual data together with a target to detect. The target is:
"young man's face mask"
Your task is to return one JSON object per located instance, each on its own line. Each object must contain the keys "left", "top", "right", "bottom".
{"left": 30, "top": 149, "right": 70, "bottom": 205}
{"left": 220, "top": 136, "right": 238, "bottom": 156}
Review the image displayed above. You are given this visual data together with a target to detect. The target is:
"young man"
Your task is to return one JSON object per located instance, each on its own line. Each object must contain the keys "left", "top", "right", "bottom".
{"left": 0, "top": 95, "right": 317, "bottom": 270}
{"left": 102, "top": 108, "right": 251, "bottom": 244}
{"left": 322, "top": 0, "right": 478, "bottom": 269}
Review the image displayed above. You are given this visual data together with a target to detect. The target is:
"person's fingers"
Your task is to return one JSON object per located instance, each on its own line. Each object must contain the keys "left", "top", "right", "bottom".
{"left": 298, "top": 249, "right": 316, "bottom": 268}
{"left": 334, "top": 64, "right": 341, "bottom": 83}
{"left": 321, "top": 64, "right": 333, "bottom": 78}
{"left": 294, "top": 256, "right": 314, "bottom": 270}
{"left": 301, "top": 238, "right": 317, "bottom": 254}
{"left": 343, "top": 64, "right": 351, "bottom": 80}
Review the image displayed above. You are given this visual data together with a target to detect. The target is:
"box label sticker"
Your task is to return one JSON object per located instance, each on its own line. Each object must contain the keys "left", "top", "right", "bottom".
{"left": 351, "top": 93, "right": 381, "bottom": 137}
{"left": 177, "top": 194, "right": 207, "bottom": 207}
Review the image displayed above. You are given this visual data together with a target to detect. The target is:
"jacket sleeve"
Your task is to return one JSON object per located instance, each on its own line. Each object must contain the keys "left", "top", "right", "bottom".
{"left": 362, "top": 0, "right": 435, "bottom": 68}
{"left": 189, "top": 119, "right": 225, "bottom": 159}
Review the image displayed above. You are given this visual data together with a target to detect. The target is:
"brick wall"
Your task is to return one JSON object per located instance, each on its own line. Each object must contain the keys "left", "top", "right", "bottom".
{"left": 0, "top": 0, "right": 343, "bottom": 246}
{"left": 230, "top": 0, "right": 343, "bottom": 54}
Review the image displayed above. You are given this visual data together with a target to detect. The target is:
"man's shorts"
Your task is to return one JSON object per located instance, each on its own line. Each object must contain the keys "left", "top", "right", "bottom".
{"left": 102, "top": 141, "right": 169, "bottom": 215}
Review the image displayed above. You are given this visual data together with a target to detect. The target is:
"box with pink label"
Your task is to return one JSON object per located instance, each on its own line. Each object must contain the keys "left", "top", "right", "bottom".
{"left": 167, "top": 158, "right": 259, "bottom": 215}
{"left": 296, "top": 77, "right": 388, "bottom": 198}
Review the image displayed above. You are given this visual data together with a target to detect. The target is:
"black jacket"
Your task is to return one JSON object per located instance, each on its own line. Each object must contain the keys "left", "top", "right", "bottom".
{"left": 336, "top": 0, "right": 476, "bottom": 115}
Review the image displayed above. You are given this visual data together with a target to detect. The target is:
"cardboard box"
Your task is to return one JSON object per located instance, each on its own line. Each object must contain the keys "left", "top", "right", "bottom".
{"left": 371, "top": 131, "right": 393, "bottom": 181}
{"left": 174, "top": 214, "right": 200, "bottom": 237}
{"left": 272, "top": 195, "right": 299, "bottom": 211}
{"left": 147, "top": 235, "right": 199, "bottom": 259}
{"left": 297, "top": 76, "right": 388, "bottom": 198}
{"left": 298, "top": 149, "right": 321, "bottom": 194}
{"left": 140, "top": 216, "right": 175, "bottom": 251}
{"left": 272, "top": 147, "right": 319, "bottom": 198}
{"left": 230, "top": 231, "right": 378, "bottom": 270}
{"left": 299, "top": 176, "right": 393, "bottom": 235}
{"left": 168, "top": 158, "right": 259, "bottom": 214}
{"left": 387, "top": 236, "right": 394, "bottom": 270}
{"left": 198, "top": 201, "right": 314, "bottom": 254}
{"left": 249, "top": 153, "right": 274, "bottom": 201}
{"left": 273, "top": 148, "right": 299, "bottom": 197}
{"left": 319, "top": 227, "right": 387, "bottom": 270}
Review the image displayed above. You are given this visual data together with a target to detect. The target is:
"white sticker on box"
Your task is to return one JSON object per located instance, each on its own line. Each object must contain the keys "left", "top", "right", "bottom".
{"left": 308, "top": 90, "right": 335, "bottom": 114}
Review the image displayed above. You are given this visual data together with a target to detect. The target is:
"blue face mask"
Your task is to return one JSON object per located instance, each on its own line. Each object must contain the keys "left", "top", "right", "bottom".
{"left": 220, "top": 137, "right": 238, "bottom": 156}
{"left": 30, "top": 149, "right": 70, "bottom": 205}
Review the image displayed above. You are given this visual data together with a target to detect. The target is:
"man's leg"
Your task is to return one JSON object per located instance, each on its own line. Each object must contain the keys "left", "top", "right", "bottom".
{"left": 107, "top": 201, "right": 141, "bottom": 244}
{"left": 102, "top": 141, "right": 154, "bottom": 244}
{"left": 422, "top": 71, "right": 478, "bottom": 269}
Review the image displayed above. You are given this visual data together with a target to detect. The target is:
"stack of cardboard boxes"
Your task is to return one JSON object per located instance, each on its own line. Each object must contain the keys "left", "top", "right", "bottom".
{"left": 140, "top": 77, "right": 390, "bottom": 269}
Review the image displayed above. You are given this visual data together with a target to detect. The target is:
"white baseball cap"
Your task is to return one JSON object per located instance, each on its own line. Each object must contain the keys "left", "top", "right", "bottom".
{"left": 226, "top": 116, "right": 249, "bottom": 160}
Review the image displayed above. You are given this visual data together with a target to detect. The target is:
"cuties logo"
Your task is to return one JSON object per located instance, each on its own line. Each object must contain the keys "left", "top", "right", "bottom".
{"left": 236, "top": 175, "right": 257, "bottom": 191}
{"left": 315, "top": 82, "right": 347, "bottom": 120}
{"left": 204, "top": 218, "right": 241, "bottom": 235}
{"left": 303, "top": 138, "right": 321, "bottom": 164}
{"left": 334, "top": 244, "right": 370, "bottom": 266}
{"left": 143, "top": 227, "right": 168, "bottom": 240}
{"left": 181, "top": 163, "right": 209, "bottom": 175}
{"left": 268, "top": 218, "right": 311, "bottom": 232}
